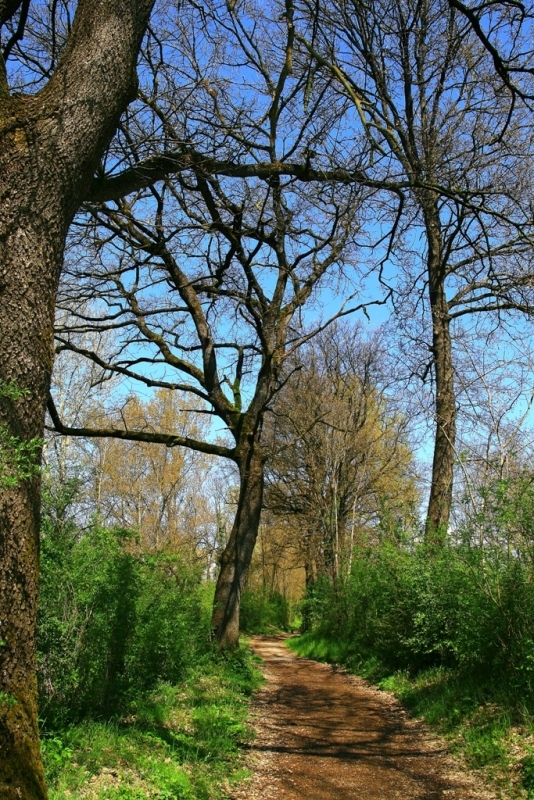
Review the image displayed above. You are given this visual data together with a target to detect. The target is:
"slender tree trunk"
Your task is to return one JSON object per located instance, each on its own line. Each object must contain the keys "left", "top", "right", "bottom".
{"left": 0, "top": 3, "right": 154, "bottom": 793}
{"left": 425, "top": 214, "right": 456, "bottom": 542}
{"left": 211, "top": 445, "right": 264, "bottom": 648}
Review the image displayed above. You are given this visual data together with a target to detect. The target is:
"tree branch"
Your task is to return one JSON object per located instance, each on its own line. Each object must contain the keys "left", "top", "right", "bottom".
{"left": 47, "top": 393, "right": 236, "bottom": 460}
{"left": 86, "top": 149, "right": 372, "bottom": 203}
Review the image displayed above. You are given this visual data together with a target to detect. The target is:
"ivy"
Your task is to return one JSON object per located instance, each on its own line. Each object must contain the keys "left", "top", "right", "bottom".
{"left": 0, "top": 380, "right": 43, "bottom": 488}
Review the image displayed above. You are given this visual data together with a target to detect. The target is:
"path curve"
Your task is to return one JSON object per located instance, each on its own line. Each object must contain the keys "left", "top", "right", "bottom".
{"left": 231, "top": 635, "right": 494, "bottom": 800}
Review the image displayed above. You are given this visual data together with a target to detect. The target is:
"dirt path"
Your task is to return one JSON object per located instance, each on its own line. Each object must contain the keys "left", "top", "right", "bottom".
{"left": 231, "top": 635, "right": 494, "bottom": 800}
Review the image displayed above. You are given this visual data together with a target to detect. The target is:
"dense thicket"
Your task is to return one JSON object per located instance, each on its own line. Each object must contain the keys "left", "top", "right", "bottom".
{"left": 36, "top": 484, "right": 263, "bottom": 799}
{"left": 38, "top": 483, "right": 213, "bottom": 728}
{"left": 300, "top": 473, "right": 534, "bottom": 696}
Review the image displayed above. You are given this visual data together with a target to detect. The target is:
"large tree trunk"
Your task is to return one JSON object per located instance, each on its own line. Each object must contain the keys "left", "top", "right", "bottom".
{"left": 0, "top": 3, "right": 153, "bottom": 795}
{"left": 0, "top": 218, "right": 63, "bottom": 798}
{"left": 212, "top": 445, "right": 265, "bottom": 648}
{"left": 425, "top": 215, "right": 456, "bottom": 542}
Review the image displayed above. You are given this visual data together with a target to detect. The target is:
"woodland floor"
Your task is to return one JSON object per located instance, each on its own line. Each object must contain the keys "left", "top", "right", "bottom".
{"left": 230, "top": 635, "right": 496, "bottom": 800}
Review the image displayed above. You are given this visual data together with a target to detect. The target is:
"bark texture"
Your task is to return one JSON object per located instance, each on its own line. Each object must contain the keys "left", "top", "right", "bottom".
{"left": 212, "top": 445, "right": 265, "bottom": 649}
{"left": 0, "top": 2, "right": 154, "bottom": 795}
{"left": 0, "top": 0, "right": 23, "bottom": 27}
{"left": 424, "top": 210, "right": 456, "bottom": 541}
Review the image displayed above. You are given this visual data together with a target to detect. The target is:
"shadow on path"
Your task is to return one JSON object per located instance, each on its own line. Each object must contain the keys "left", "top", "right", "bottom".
{"left": 231, "top": 635, "right": 493, "bottom": 800}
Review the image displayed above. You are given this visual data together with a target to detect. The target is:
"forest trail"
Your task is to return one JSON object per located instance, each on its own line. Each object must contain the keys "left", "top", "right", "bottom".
{"left": 231, "top": 635, "right": 494, "bottom": 800}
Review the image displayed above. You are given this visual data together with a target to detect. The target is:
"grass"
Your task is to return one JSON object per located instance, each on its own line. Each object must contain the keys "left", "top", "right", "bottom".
{"left": 41, "top": 645, "right": 263, "bottom": 800}
{"left": 289, "top": 633, "right": 534, "bottom": 798}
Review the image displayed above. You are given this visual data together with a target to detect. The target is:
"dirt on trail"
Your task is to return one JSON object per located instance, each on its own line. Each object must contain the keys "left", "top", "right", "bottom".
{"left": 230, "top": 635, "right": 495, "bottom": 800}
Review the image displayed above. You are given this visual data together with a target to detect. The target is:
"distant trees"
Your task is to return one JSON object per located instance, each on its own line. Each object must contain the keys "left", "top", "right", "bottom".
{"left": 83, "top": 393, "right": 212, "bottom": 552}
{"left": 43, "top": 339, "right": 223, "bottom": 565}
{"left": 264, "top": 324, "right": 419, "bottom": 590}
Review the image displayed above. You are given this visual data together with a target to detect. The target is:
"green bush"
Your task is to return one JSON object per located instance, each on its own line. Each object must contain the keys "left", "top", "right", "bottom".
{"left": 300, "top": 541, "right": 534, "bottom": 695}
{"left": 38, "top": 490, "right": 212, "bottom": 726}
{"left": 240, "top": 588, "right": 291, "bottom": 633}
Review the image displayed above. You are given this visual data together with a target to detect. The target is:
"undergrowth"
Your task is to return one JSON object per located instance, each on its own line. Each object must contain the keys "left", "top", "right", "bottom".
{"left": 42, "top": 647, "right": 262, "bottom": 799}
{"left": 38, "top": 484, "right": 263, "bottom": 798}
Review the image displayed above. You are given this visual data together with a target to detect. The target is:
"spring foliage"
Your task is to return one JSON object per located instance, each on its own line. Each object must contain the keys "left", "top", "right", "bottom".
{"left": 37, "top": 482, "right": 262, "bottom": 798}
{"left": 38, "top": 482, "right": 213, "bottom": 727}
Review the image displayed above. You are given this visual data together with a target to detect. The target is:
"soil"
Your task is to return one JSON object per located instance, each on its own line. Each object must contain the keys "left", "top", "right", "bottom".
{"left": 230, "top": 635, "right": 495, "bottom": 800}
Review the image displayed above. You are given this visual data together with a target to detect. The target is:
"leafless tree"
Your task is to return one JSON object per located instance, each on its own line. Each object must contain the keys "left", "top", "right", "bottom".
{"left": 292, "top": 0, "right": 534, "bottom": 539}
{"left": 48, "top": 0, "right": 381, "bottom": 648}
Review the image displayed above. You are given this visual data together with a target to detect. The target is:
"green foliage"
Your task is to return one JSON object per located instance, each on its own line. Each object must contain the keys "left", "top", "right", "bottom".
{"left": 38, "top": 509, "right": 212, "bottom": 725}
{"left": 42, "top": 651, "right": 262, "bottom": 799}
{"left": 454, "top": 471, "right": 534, "bottom": 579}
{"left": 0, "top": 691, "right": 17, "bottom": 710}
{"left": 522, "top": 753, "right": 534, "bottom": 795}
{"left": 240, "top": 587, "right": 292, "bottom": 633}
{"left": 0, "top": 379, "right": 29, "bottom": 402}
{"left": 0, "top": 379, "right": 43, "bottom": 487}
{"left": 296, "top": 541, "right": 534, "bottom": 694}
{"left": 38, "top": 486, "right": 262, "bottom": 797}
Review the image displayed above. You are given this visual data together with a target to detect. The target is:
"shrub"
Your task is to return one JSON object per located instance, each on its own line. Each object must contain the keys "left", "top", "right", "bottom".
{"left": 300, "top": 540, "right": 534, "bottom": 696}
{"left": 240, "top": 588, "right": 291, "bottom": 633}
{"left": 38, "top": 495, "right": 212, "bottom": 726}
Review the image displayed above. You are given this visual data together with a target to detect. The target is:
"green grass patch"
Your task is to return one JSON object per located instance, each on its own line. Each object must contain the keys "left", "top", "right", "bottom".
{"left": 288, "top": 633, "right": 386, "bottom": 681}
{"left": 289, "top": 633, "right": 534, "bottom": 797}
{"left": 42, "top": 645, "right": 263, "bottom": 800}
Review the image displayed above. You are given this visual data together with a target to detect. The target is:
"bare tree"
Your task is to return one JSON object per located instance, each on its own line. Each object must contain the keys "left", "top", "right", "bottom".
{"left": 447, "top": 0, "right": 534, "bottom": 100}
{"left": 293, "top": 0, "right": 534, "bottom": 539}
{"left": 48, "top": 0, "right": 377, "bottom": 648}
{"left": 451, "top": 328, "right": 534, "bottom": 549}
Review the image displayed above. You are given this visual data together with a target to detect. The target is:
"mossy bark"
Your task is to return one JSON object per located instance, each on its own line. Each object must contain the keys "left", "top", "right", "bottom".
{"left": 0, "top": 2, "right": 154, "bottom": 793}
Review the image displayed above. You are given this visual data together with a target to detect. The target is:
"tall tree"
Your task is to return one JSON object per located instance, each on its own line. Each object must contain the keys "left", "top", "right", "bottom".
{"left": 48, "top": 0, "right": 383, "bottom": 649}
{"left": 294, "top": 0, "right": 534, "bottom": 539}
{"left": 0, "top": 2, "right": 154, "bottom": 795}
{"left": 49, "top": 139, "right": 367, "bottom": 648}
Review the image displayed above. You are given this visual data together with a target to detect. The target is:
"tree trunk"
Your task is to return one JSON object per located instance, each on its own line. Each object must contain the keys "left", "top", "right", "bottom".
{"left": 212, "top": 445, "right": 264, "bottom": 648}
{"left": 0, "top": 217, "right": 61, "bottom": 798}
{"left": 425, "top": 220, "right": 456, "bottom": 543}
{"left": 0, "top": 2, "right": 154, "bottom": 793}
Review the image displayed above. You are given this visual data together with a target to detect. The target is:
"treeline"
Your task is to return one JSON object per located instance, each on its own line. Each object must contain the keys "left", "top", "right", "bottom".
{"left": 301, "top": 537, "right": 534, "bottom": 691}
